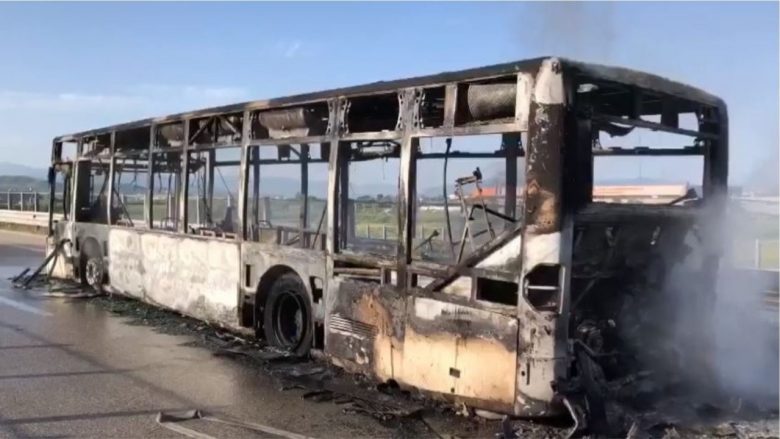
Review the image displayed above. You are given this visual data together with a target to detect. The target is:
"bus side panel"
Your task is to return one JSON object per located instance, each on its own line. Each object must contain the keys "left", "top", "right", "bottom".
{"left": 324, "top": 279, "right": 405, "bottom": 381}
{"left": 402, "top": 297, "right": 517, "bottom": 413}
{"left": 46, "top": 243, "right": 72, "bottom": 279}
{"left": 107, "top": 228, "right": 146, "bottom": 298}
{"left": 324, "top": 280, "right": 518, "bottom": 414}
{"left": 109, "top": 228, "right": 241, "bottom": 329}
{"left": 47, "top": 222, "right": 74, "bottom": 279}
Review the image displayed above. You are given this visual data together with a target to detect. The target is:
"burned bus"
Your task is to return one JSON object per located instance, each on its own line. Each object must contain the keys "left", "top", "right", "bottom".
{"left": 45, "top": 57, "right": 728, "bottom": 422}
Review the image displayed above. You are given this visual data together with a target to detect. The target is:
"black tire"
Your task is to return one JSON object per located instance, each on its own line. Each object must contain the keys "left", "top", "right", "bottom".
{"left": 79, "top": 240, "right": 105, "bottom": 292}
{"left": 262, "top": 273, "right": 312, "bottom": 356}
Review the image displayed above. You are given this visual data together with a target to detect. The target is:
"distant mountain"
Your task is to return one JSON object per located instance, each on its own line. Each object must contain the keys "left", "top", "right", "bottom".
{"left": 0, "top": 162, "right": 48, "bottom": 179}
{"left": 0, "top": 175, "right": 49, "bottom": 192}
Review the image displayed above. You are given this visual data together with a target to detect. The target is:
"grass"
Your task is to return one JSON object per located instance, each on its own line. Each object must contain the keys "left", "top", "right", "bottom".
{"left": 27, "top": 192, "right": 779, "bottom": 270}
{"left": 761, "top": 243, "right": 779, "bottom": 269}
{"left": 732, "top": 239, "right": 779, "bottom": 270}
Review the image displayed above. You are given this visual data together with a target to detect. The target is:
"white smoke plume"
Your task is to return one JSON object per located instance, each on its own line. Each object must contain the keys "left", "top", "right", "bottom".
{"left": 517, "top": 2, "right": 616, "bottom": 63}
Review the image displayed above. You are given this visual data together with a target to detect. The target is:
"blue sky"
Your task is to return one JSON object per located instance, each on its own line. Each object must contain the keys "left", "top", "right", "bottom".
{"left": 0, "top": 2, "right": 777, "bottom": 189}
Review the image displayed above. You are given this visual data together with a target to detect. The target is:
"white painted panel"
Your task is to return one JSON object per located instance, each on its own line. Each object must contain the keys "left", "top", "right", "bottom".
{"left": 109, "top": 229, "right": 240, "bottom": 327}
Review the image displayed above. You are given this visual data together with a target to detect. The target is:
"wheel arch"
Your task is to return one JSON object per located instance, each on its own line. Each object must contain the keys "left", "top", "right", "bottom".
{"left": 254, "top": 265, "right": 310, "bottom": 330}
{"left": 77, "top": 235, "right": 105, "bottom": 287}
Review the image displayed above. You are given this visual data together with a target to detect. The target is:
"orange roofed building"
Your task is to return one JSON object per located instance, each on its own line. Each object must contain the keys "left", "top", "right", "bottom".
{"left": 463, "top": 183, "right": 689, "bottom": 205}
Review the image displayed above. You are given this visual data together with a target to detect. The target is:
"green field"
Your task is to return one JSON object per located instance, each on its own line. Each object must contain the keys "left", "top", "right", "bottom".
{"left": 8, "top": 192, "right": 777, "bottom": 269}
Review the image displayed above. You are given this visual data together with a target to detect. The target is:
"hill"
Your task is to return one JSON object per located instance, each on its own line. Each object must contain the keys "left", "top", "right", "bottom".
{"left": 0, "top": 175, "right": 49, "bottom": 192}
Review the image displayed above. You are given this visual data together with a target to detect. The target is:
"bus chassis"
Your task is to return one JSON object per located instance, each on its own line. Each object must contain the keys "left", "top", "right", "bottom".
{"left": 45, "top": 57, "right": 728, "bottom": 432}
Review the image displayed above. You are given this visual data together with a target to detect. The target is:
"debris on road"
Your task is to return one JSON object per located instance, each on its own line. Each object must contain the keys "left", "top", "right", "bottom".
{"left": 156, "top": 409, "right": 316, "bottom": 439}
{"left": 10, "top": 238, "right": 69, "bottom": 289}
{"left": 12, "top": 276, "right": 775, "bottom": 439}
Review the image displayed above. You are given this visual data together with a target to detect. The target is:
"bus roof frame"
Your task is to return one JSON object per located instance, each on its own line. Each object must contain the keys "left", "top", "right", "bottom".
{"left": 53, "top": 57, "right": 725, "bottom": 143}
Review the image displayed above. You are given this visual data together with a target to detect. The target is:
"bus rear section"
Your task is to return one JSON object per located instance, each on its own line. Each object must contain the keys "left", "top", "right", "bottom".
{"left": 559, "top": 63, "right": 729, "bottom": 429}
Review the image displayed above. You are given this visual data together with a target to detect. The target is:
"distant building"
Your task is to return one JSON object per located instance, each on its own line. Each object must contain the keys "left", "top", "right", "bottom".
{"left": 592, "top": 184, "right": 689, "bottom": 204}
{"left": 461, "top": 183, "right": 692, "bottom": 205}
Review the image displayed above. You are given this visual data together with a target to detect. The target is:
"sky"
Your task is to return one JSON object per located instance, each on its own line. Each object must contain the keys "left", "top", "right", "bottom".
{"left": 0, "top": 2, "right": 777, "bottom": 190}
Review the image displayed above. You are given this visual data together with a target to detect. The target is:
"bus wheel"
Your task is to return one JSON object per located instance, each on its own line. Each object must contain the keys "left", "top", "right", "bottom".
{"left": 263, "top": 273, "right": 312, "bottom": 356}
{"left": 80, "top": 240, "right": 104, "bottom": 292}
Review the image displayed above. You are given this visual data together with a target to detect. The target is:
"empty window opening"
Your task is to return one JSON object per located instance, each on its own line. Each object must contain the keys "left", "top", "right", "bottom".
{"left": 111, "top": 156, "right": 149, "bottom": 227}
{"left": 186, "top": 147, "right": 241, "bottom": 238}
{"left": 73, "top": 160, "right": 110, "bottom": 224}
{"left": 305, "top": 144, "right": 329, "bottom": 249}
{"left": 156, "top": 122, "right": 185, "bottom": 148}
{"left": 150, "top": 152, "right": 182, "bottom": 231}
{"left": 340, "top": 141, "right": 400, "bottom": 257}
{"left": 346, "top": 93, "right": 399, "bottom": 133}
{"left": 247, "top": 145, "right": 302, "bottom": 244}
{"left": 412, "top": 134, "right": 524, "bottom": 264}
{"left": 577, "top": 79, "right": 710, "bottom": 206}
{"left": 81, "top": 134, "right": 112, "bottom": 159}
{"left": 53, "top": 166, "right": 71, "bottom": 218}
{"left": 476, "top": 277, "right": 519, "bottom": 306}
{"left": 115, "top": 127, "right": 151, "bottom": 151}
{"left": 592, "top": 122, "right": 705, "bottom": 205}
{"left": 55, "top": 141, "right": 78, "bottom": 163}
{"left": 189, "top": 113, "right": 243, "bottom": 146}
{"left": 246, "top": 143, "right": 328, "bottom": 248}
{"left": 593, "top": 156, "right": 704, "bottom": 205}
{"left": 419, "top": 87, "right": 446, "bottom": 128}
{"left": 524, "top": 264, "right": 562, "bottom": 312}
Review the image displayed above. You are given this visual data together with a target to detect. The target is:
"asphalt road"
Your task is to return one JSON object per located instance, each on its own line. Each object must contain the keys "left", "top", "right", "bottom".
{"left": 1, "top": 230, "right": 776, "bottom": 439}
{"left": 0, "top": 231, "right": 459, "bottom": 439}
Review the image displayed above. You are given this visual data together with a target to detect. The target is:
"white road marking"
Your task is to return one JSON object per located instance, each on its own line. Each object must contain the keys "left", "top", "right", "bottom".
{"left": 0, "top": 296, "right": 52, "bottom": 316}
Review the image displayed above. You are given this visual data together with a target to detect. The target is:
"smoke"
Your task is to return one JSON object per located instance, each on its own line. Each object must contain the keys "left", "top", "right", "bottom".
{"left": 710, "top": 211, "right": 779, "bottom": 405}
{"left": 518, "top": 2, "right": 615, "bottom": 63}
{"left": 745, "top": 150, "right": 780, "bottom": 195}
{"left": 662, "top": 205, "right": 779, "bottom": 410}
{"left": 602, "top": 202, "right": 779, "bottom": 429}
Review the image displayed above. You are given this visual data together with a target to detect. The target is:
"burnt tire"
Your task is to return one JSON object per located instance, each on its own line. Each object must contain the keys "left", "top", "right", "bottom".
{"left": 79, "top": 240, "right": 105, "bottom": 292}
{"left": 262, "top": 273, "right": 312, "bottom": 356}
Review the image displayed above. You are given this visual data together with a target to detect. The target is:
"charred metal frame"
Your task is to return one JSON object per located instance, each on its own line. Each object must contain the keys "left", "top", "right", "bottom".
{"left": 46, "top": 57, "right": 729, "bottom": 419}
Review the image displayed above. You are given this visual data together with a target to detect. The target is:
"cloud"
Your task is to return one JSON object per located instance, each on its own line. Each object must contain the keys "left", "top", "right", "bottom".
{"left": 0, "top": 84, "right": 250, "bottom": 114}
{"left": 517, "top": 2, "right": 616, "bottom": 63}
{"left": 0, "top": 90, "right": 145, "bottom": 112}
{"left": 131, "top": 84, "right": 248, "bottom": 103}
{"left": 0, "top": 84, "right": 253, "bottom": 166}
{"left": 269, "top": 40, "right": 304, "bottom": 59}
{"left": 284, "top": 41, "right": 302, "bottom": 58}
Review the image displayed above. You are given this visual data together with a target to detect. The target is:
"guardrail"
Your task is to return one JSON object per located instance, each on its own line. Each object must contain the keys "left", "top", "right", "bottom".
{"left": 0, "top": 209, "right": 61, "bottom": 233}
{"left": 0, "top": 191, "right": 60, "bottom": 213}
